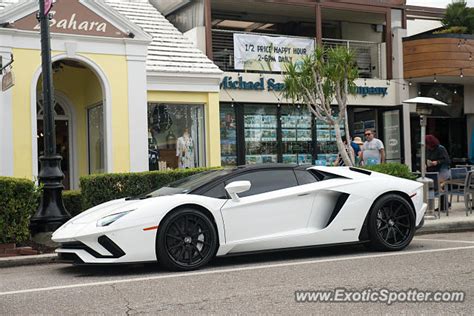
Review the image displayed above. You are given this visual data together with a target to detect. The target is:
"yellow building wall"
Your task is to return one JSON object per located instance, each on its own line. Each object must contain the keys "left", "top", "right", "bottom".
{"left": 147, "top": 91, "right": 221, "bottom": 167}
{"left": 11, "top": 48, "right": 130, "bottom": 181}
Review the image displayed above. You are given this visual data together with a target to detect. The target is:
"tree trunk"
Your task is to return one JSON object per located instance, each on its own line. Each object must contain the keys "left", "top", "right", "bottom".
{"left": 334, "top": 121, "right": 353, "bottom": 166}
{"left": 343, "top": 108, "right": 355, "bottom": 165}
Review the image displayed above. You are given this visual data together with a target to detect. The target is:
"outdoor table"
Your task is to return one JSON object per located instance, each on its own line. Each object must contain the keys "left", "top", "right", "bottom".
{"left": 444, "top": 179, "right": 465, "bottom": 187}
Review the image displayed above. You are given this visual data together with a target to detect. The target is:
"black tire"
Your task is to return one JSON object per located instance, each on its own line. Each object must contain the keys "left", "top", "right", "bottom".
{"left": 366, "top": 194, "right": 415, "bottom": 251}
{"left": 156, "top": 208, "right": 217, "bottom": 271}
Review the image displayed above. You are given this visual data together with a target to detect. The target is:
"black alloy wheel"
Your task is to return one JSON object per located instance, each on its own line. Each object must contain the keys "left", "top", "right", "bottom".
{"left": 156, "top": 209, "right": 217, "bottom": 271}
{"left": 367, "top": 194, "right": 415, "bottom": 251}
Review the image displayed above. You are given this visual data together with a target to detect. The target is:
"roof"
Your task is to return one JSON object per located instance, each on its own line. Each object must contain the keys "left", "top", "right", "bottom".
{"left": 0, "top": 0, "right": 222, "bottom": 76}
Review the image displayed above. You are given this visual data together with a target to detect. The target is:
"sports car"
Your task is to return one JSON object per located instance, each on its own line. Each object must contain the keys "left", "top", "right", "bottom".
{"left": 52, "top": 164, "right": 427, "bottom": 271}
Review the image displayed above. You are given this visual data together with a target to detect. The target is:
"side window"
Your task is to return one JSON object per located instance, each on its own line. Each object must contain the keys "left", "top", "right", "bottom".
{"left": 295, "top": 170, "right": 318, "bottom": 185}
{"left": 202, "top": 183, "right": 227, "bottom": 199}
{"left": 226, "top": 169, "right": 298, "bottom": 198}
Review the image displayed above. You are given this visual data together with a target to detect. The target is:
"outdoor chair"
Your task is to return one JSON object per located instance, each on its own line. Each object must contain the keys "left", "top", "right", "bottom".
{"left": 456, "top": 165, "right": 472, "bottom": 171}
{"left": 465, "top": 170, "right": 474, "bottom": 216}
{"left": 449, "top": 167, "right": 468, "bottom": 203}
{"left": 426, "top": 172, "right": 449, "bottom": 218}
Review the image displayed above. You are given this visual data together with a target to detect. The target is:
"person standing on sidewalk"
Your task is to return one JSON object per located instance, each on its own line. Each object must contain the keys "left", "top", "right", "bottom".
{"left": 361, "top": 129, "right": 385, "bottom": 166}
{"left": 426, "top": 135, "right": 451, "bottom": 182}
{"left": 426, "top": 134, "right": 451, "bottom": 212}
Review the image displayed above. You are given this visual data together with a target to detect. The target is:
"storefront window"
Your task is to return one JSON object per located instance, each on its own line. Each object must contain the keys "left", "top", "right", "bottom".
{"left": 244, "top": 105, "right": 278, "bottom": 164}
{"left": 148, "top": 103, "right": 205, "bottom": 170}
{"left": 220, "top": 104, "right": 237, "bottom": 166}
{"left": 281, "top": 105, "right": 313, "bottom": 164}
{"left": 315, "top": 119, "right": 344, "bottom": 164}
{"left": 87, "top": 104, "right": 105, "bottom": 175}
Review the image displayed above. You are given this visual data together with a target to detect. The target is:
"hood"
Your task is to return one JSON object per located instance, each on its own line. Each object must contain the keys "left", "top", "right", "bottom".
{"left": 70, "top": 198, "right": 147, "bottom": 224}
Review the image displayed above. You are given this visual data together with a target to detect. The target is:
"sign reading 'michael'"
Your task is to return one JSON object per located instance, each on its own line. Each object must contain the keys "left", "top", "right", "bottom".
{"left": 11, "top": 0, "right": 126, "bottom": 38}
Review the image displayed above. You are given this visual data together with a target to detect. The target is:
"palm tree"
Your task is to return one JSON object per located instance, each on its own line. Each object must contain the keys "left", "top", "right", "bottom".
{"left": 440, "top": 0, "right": 474, "bottom": 34}
{"left": 283, "top": 46, "right": 358, "bottom": 166}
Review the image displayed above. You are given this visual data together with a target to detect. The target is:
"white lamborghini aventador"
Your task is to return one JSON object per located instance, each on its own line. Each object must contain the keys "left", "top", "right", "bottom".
{"left": 52, "top": 164, "right": 427, "bottom": 271}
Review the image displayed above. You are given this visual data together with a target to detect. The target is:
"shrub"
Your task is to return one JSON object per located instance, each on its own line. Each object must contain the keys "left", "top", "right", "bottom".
{"left": 362, "top": 163, "right": 417, "bottom": 180}
{"left": 434, "top": 26, "right": 469, "bottom": 34}
{"left": 0, "top": 177, "right": 40, "bottom": 244}
{"left": 80, "top": 167, "right": 217, "bottom": 209}
{"left": 62, "top": 190, "right": 83, "bottom": 217}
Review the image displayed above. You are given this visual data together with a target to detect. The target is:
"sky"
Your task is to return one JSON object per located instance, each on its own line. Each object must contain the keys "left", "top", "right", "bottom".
{"left": 407, "top": 0, "right": 474, "bottom": 8}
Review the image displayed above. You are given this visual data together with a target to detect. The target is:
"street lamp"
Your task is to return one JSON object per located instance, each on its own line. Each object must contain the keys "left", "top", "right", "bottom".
{"left": 29, "top": 0, "right": 70, "bottom": 245}
{"left": 403, "top": 96, "right": 447, "bottom": 219}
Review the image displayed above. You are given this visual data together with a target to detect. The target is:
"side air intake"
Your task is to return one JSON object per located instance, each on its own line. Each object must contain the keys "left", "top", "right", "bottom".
{"left": 324, "top": 193, "right": 350, "bottom": 228}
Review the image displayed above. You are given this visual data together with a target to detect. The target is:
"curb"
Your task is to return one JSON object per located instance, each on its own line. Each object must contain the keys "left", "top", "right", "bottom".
{"left": 0, "top": 253, "right": 57, "bottom": 269}
{"left": 416, "top": 219, "right": 474, "bottom": 235}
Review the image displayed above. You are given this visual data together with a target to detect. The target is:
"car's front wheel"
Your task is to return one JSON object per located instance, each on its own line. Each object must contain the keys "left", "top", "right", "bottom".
{"left": 367, "top": 194, "right": 415, "bottom": 251}
{"left": 156, "top": 208, "right": 217, "bottom": 271}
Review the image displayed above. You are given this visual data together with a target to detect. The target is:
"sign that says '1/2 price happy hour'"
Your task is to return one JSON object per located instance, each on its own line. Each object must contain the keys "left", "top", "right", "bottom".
{"left": 234, "top": 33, "right": 314, "bottom": 72}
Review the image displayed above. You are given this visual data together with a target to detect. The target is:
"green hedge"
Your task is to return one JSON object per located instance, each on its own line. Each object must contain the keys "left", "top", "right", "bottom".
{"left": 0, "top": 177, "right": 40, "bottom": 244}
{"left": 80, "top": 167, "right": 217, "bottom": 210}
{"left": 62, "top": 190, "right": 83, "bottom": 217}
{"left": 362, "top": 163, "right": 417, "bottom": 180}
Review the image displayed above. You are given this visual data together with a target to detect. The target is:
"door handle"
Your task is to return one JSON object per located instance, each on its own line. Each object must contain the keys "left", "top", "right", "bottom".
{"left": 297, "top": 193, "right": 310, "bottom": 197}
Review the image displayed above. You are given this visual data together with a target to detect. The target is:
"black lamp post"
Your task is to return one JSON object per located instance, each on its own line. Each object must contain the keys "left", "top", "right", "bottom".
{"left": 30, "top": 0, "right": 70, "bottom": 242}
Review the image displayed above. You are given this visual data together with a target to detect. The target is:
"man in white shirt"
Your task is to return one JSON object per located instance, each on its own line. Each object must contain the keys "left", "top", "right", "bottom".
{"left": 361, "top": 128, "right": 385, "bottom": 165}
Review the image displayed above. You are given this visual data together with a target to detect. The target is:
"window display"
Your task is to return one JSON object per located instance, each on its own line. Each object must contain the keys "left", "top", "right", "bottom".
{"left": 281, "top": 106, "right": 313, "bottom": 164}
{"left": 244, "top": 105, "right": 278, "bottom": 164}
{"left": 316, "top": 120, "right": 345, "bottom": 164}
{"left": 148, "top": 103, "right": 205, "bottom": 170}
{"left": 87, "top": 104, "right": 104, "bottom": 175}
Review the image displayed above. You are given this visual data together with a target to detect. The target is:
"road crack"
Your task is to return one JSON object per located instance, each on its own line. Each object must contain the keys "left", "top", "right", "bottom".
{"left": 110, "top": 284, "right": 136, "bottom": 315}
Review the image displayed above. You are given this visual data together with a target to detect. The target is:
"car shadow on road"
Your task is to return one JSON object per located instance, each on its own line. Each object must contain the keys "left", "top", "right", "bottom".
{"left": 56, "top": 243, "right": 374, "bottom": 278}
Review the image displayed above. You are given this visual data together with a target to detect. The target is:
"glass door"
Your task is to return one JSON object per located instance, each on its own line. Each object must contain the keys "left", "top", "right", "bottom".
{"left": 244, "top": 105, "right": 278, "bottom": 164}
{"left": 220, "top": 104, "right": 237, "bottom": 167}
{"left": 380, "top": 108, "right": 402, "bottom": 163}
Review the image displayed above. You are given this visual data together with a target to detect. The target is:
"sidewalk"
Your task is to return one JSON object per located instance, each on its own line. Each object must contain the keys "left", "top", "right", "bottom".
{"left": 416, "top": 200, "right": 474, "bottom": 235}
{"left": 1, "top": 201, "right": 473, "bottom": 269}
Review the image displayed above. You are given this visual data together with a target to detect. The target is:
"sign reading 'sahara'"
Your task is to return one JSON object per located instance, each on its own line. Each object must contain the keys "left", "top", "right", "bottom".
{"left": 10, "top": 0, "right": 126, "bottom": 38}
{"left": 34, "top": 12, "right": 107, "bottom": 33}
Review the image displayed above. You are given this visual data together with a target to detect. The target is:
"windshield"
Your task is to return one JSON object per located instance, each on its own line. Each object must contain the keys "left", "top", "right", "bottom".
{"left": 138, "top": 169, "right": 233, "bottom": 198}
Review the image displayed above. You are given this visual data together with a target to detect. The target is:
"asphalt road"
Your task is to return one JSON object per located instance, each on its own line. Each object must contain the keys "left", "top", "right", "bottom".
{"left": 0, "top": 232, "right": 473, "bottom": 315}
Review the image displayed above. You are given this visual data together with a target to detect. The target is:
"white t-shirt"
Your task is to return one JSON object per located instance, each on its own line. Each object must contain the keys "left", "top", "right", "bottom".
{"left": 362, "top": 138, "right": 384, "bottom": 164}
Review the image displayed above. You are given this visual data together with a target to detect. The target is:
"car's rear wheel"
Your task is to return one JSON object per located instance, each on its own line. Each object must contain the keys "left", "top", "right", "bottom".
{"left": 367, "top": 194, "right": 415, "bottom": 251}
{"left": 156, "top": 208, "right": 217, "bottom": 271}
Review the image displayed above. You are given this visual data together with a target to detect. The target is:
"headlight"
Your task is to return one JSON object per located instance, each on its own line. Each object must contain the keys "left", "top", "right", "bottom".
{"left": 96, "top": 210, "right": 134, "bottom": 227}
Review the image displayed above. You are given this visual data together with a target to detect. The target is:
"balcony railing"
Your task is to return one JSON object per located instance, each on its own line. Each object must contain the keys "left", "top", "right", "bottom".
{"left": 212, "top": 29, "right": 384, "bottom": 79}
{"left": 322, "top": 38, "right": 383, "bottom": 79}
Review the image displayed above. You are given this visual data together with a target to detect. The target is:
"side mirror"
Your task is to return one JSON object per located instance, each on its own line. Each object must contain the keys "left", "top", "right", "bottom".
{"left": 225, "top": 181, "right": 251, "bottom": 202}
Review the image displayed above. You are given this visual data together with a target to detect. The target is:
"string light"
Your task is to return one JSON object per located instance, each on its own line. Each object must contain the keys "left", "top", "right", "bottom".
{"left": 408, "top": 80, "right": 412, "bottom": 86}
{"left": 454, "top": 89, "right": 457, "bottom": 95}
{"left": 433, "top": 74, "right": 437, "bottom": 83}
{"left": 460, "top": 69, "right": 464, "bottom": 78}
{"left": 470, "top": 53, "right": 472, "bottom": 61}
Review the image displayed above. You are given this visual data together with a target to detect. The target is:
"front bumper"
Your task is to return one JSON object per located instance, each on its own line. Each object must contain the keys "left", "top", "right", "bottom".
{"left": 56, "top": 235, "right": 126, "bottom": 264}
